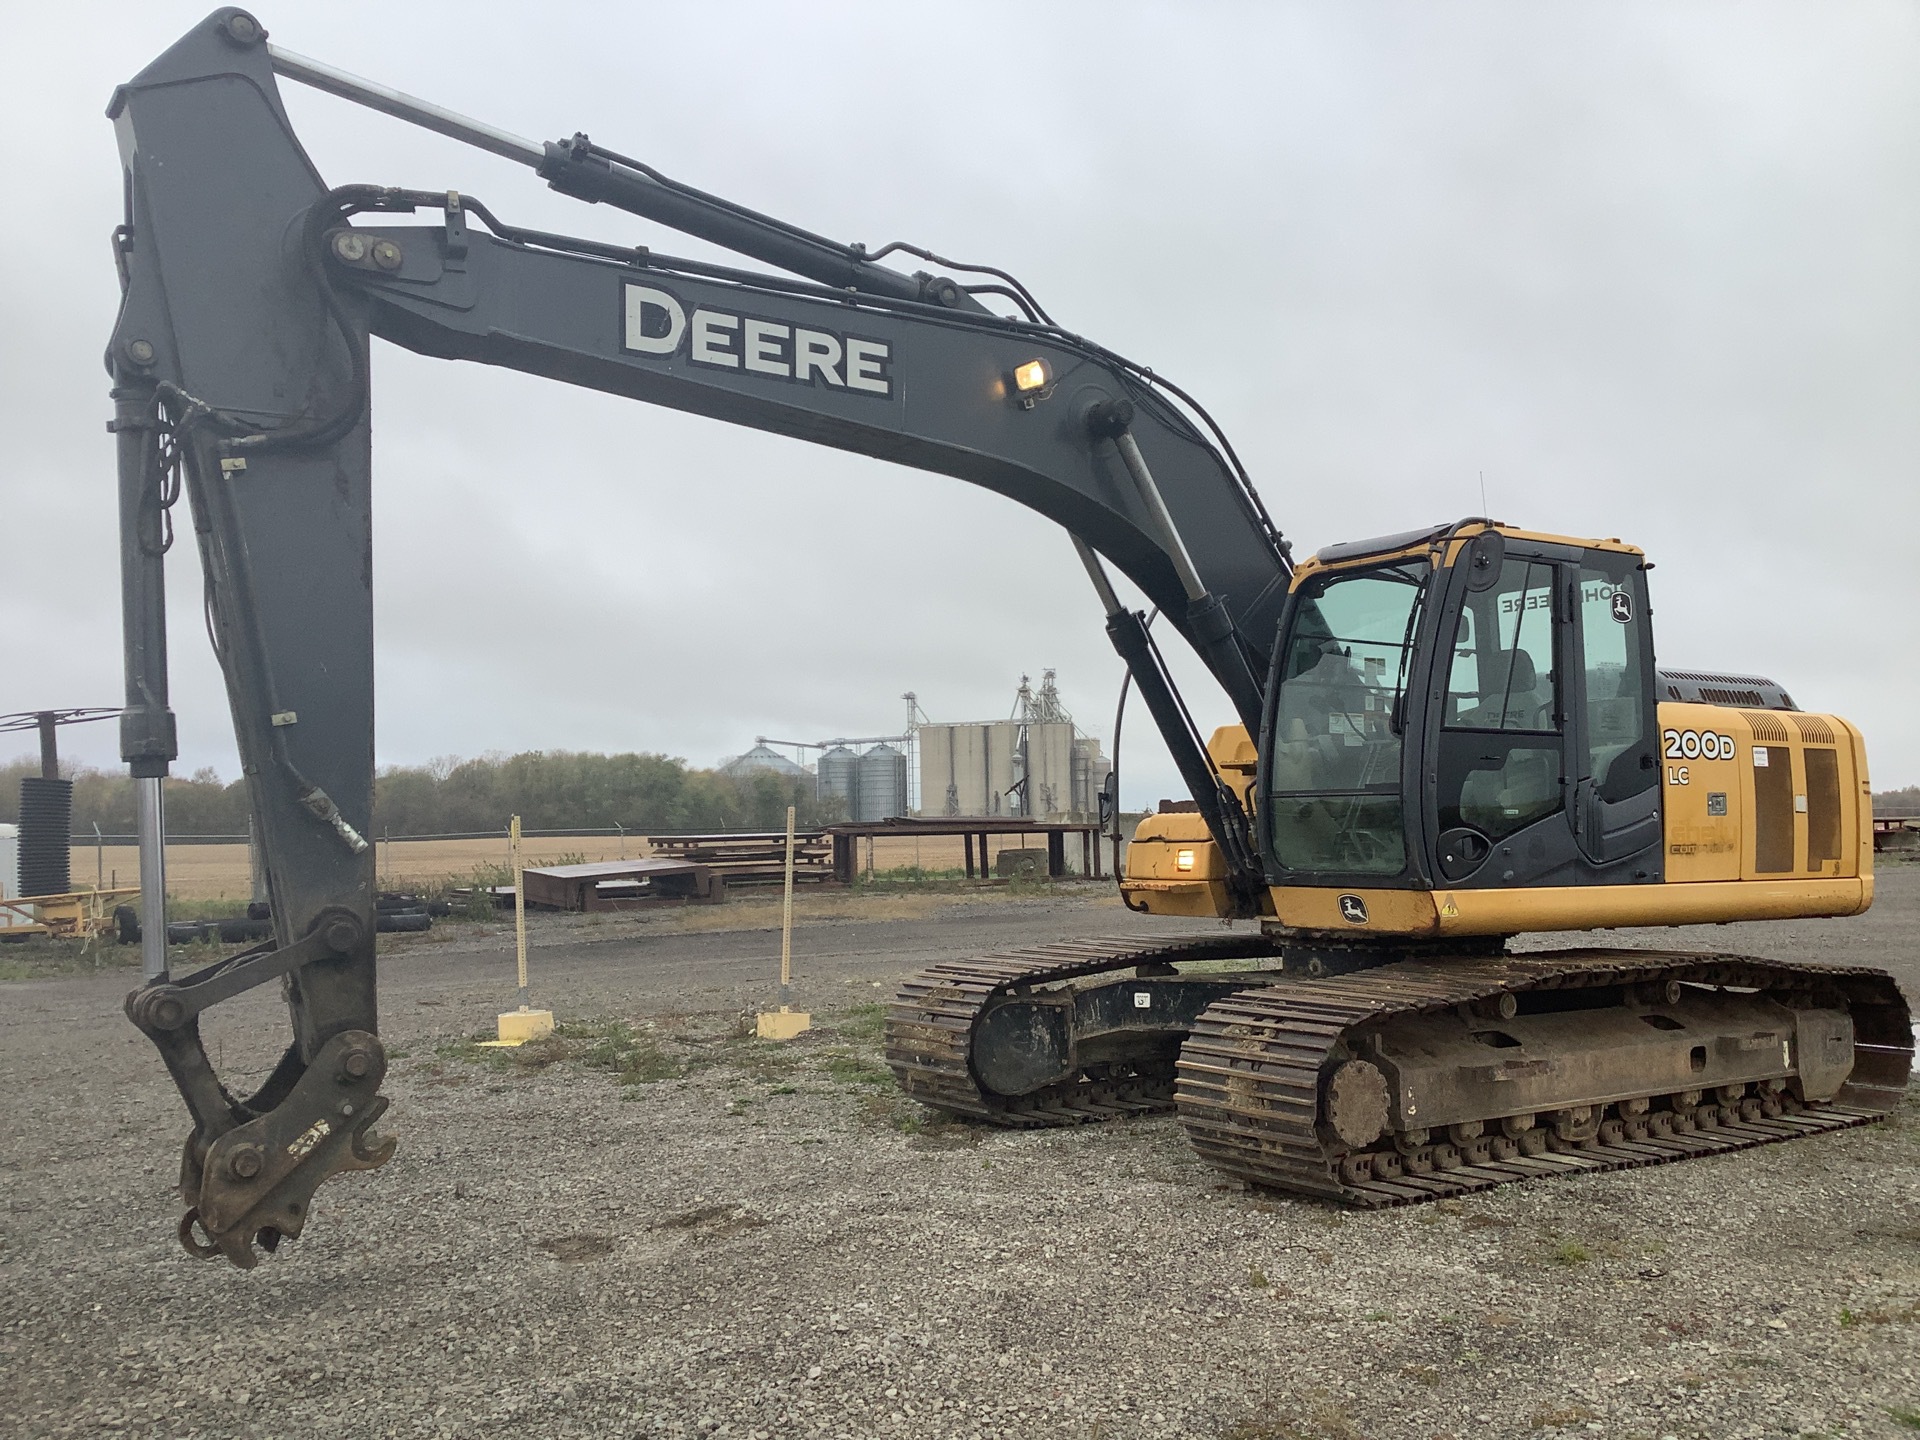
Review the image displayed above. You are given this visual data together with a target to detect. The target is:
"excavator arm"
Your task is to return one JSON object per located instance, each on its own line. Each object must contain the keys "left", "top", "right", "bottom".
{"left": 108, "top": 9, "right": 1291, "bottom": 1265}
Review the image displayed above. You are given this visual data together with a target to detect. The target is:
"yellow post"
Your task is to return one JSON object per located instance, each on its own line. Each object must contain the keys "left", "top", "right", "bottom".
{"left": 513, "top": 814, "right": 528, "bottom": 1007}
{"left": 780, "top": 804, "right": 796, "bottom": 996}
{"left": 756, "top": 805, "right": 810, "bottom": 1040}
{"left": 485, "top": 813, "right": 553, "bottom": 1046}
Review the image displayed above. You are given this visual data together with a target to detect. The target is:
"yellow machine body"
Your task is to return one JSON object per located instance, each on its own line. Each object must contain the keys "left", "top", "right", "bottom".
{"left": 1120, "top": 521, "right": 1875, "bottom": 938}
{"left": 1122, "top": 710, "right": 1873, "bottom": 934}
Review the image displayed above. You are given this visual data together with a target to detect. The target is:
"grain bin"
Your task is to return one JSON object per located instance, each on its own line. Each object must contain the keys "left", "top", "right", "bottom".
{"left": 817, "top": 745, "right": 857, "bottom": 812}
{"left": 855, "top": 743, "right": 908, "bottom": 821}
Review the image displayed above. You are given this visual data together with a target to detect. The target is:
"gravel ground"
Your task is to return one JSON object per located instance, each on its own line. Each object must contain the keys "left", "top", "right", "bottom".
{"left": 1, "top": 874, "right": 1915, "bottom": 1440}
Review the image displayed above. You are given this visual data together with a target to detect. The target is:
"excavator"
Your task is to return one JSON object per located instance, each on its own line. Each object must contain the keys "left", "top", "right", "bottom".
{"left": 108, "top": 11, "right": 1911, "bottom": 1268}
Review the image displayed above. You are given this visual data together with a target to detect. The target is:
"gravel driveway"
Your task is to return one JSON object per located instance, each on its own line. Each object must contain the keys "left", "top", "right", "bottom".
{"left": 2, "top": 876, "right": 1915, "bottom": 1440}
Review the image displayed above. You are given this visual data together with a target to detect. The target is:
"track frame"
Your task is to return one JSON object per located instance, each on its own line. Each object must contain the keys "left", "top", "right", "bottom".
{"left": 886, "top": 938, "right": 1913, "bottom": 1206}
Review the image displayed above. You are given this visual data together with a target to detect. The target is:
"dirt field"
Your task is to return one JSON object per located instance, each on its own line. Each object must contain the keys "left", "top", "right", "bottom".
{"left": 1, "top": 870, "right": 1915, "bottom": 1439}
{"left": 69, "top": 831, "right": 1098, "bottom": 902}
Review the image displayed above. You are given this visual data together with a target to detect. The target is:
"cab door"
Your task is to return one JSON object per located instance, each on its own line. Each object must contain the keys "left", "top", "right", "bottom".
{"left": 1427, "top": 547, "right": 1575, "bottom": 884}
{"left": 1423, "top": 541, "right": 1664, "bottom": 887}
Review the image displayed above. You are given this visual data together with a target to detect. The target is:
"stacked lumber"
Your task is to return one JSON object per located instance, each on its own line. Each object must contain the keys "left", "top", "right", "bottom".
{"left": 646, "top": 830, "right": 837, "bottom": 886}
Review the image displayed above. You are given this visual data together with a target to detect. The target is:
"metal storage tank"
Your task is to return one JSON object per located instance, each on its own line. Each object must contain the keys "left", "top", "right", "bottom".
{"left": 917, "top": 724, "right": 964, "bottom": 815}
{"left": 817, "top": 745, "right": 857, "bottom": 811}
{"left": 1072, "top": 737, "right": 1107, "bottom": 816}
{"left": 915, "top": 722, "right": 1031, "bottom": 815}
{"left": 1025, "top": 722, "right": 1076, "bottom": 819}
{"left": 983, "top": 722, "right": 1021, "bottom": 815}
{"left": 0, "top": 823, "right": 21, "bottom": 930}
{"left": 909, "top": 674, "right": 1109, "bottom": 820}
{"left": 855, "top": 743, "right": 908, "bottom": 821}
{"left": 722, "top": 744, "right": 806, "bottom": 778}
{"left": 918, "top": 725, "right": 960, "bottom": 815}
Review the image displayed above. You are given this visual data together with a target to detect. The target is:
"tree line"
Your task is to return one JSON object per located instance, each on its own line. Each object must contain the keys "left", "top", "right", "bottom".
{"left": 1876, "top": 784, "right": 1920, "bottom": 816}
{"left": 0, "top": 751, "right": 840, "bottom": 837}
{"left": 7, "top": 749, "right": 1917, "bottom": 836}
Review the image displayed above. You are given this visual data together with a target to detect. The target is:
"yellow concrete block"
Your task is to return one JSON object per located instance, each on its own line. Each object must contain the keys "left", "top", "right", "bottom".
{"left": 756, "top": 1008, "right": 812, "bottom": 1041}
{"left": 482, "top": 1008, "right": 555, "bottom": 1047}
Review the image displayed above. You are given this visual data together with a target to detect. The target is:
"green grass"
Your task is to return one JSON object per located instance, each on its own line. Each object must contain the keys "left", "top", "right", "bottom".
{"left": 1836, "top": 1300, "right": 1920, "bottom": 1327}
{"left": 0, "top": 940, "right": 141, "bottom": 981}
{"left": 431, "top": 1005, "right": 898, "bottom": 1098}
{"left": 1221, "top": 1395, "right": 1364, "bottom": 1440}
{"left": 573, "top": 1021, "right": 683, "bottom": 1085}
{"left": 822, "top": 1051, "right": 894, "bottom": 1088}
{"left": 432, "top": 1021, "right": 685, "bottom": 1084}
{"left": 456, "top": 863, "right": 513, "bottom": 919}
{"left": 850, "top": 866, "right": 1105, "bottom": 894}
{"left": 837, "top": 1002, "right": 887, "bottom": 1041}
{"left": 1887, "top": 1406, "right": 1920, "bottom": 1431}
{"left": 427, "top": 1002, "right": 962, "bottom": 1151}
{"left": 852, "top": 866, "right": 969, "bottom": 885}
{"left": 432, "top": 1033, "right": 566, "bottom": 1075}
{"left": 1551, "top": 1239, "right": 1592, "bottom": 1266}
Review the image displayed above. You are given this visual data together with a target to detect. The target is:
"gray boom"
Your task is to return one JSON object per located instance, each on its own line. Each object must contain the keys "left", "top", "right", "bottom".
{"left": 106, "top": 7, "right": 1292, "bottom": 1266}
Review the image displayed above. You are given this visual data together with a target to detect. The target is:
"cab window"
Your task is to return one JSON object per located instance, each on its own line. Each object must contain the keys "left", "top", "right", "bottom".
{"left": 1269, "top": 560, "right": 1426, "bottom": 875}
{"left": 1445, "top": 559, "right": 1558, "bottom": 732}
{"left": 1577, "top": 557, "right": 1654, "bottom": 802}
{"left": 1435, "top": 556, "right": 1562, "bottom": 845}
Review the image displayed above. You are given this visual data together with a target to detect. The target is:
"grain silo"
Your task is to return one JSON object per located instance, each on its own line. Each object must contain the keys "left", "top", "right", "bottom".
{"left": 1022, "top": 722, "right": 1076, "bottom": 819}
{"left": 912, "top": 672, "right": 1106, "bottom": 820}
{"left": 1072, "top": 735, "right": 1107, "bottom": 816}
{"left": 816, "top": 745, "right": 857, "bottom": 811}
{"left": 721, "top": 744, "right": 806, "bottom": 778}
{"left": 918, "top": 720, "right": 1023, "bottom": 815}
{"left": 854, "top": 743, "right": 908, "bottom": 821}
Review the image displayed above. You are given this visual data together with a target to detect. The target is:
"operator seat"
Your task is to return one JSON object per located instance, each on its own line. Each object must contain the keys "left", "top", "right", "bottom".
{"left": 1459, "top": 648, "right": 1551, "bottom": 731}
{"left": 1456, "top": 647, "right": 1560, "bottom": 836}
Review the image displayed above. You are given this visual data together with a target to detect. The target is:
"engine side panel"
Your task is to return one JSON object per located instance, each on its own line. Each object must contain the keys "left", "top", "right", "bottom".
{"left": 1655, "top": 702, "right": 1869, "bottom": 885}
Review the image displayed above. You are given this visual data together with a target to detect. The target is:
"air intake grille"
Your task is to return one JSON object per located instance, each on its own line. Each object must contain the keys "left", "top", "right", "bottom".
{"left": 1658, "top": 668, "right": 1796, "bottom": 711}
{"left": 1791, "top": 715, "right": 1836, "bottom": 744}
{"left": 1742, "top": 711, "right": 1792, "bottom": 745}
{"left": 1663, "top": 668, "right": 1779, "bottom": 686}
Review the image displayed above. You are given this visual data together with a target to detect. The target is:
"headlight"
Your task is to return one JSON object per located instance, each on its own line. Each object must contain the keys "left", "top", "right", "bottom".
{"left": 1012, "top": 358, "right": 1051, "bottom": 393}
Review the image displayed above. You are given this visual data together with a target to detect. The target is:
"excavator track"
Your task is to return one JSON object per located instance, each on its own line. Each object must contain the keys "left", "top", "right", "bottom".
{"left": 1177, "top": 948, "right": 1913, "bottom": 1206}
{"left": 888, "top": 938, "right": 1911, "bottom": 1205}
{"left": 885, "top": 933, "right": 1280, "bottom": 1124}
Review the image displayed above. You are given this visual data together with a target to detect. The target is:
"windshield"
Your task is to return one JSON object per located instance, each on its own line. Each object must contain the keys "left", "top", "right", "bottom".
{"left": 1269, "top": 560, "right": 1427, "bottom": 876}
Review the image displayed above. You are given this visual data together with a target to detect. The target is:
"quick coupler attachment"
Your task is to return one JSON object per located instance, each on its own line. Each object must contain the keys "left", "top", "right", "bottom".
{"left": 177, "top": 1031, "right": 396, "bottom": 1268}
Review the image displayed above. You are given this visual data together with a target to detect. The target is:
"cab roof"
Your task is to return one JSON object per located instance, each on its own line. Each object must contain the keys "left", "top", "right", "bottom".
{"left": 1298, "top": 519, "right": 1643, "bottom": 578}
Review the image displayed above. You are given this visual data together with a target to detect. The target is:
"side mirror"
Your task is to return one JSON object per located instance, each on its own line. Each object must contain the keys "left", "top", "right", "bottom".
{"left": 1465, "top": 530, "right": 1505, "bottom": 591}
{"left": 1098, "top": 773, "right": 1117, "bottom": 831}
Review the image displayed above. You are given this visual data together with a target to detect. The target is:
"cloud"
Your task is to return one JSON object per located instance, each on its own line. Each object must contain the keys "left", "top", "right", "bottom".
{"left": 2, "top": 0, "right": 1914, "bottom": 814}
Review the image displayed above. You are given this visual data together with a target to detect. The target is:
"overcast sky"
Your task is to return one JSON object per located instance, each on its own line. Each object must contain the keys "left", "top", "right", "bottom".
{"left": 3, "top": 1, "right": 1915, "bottom": 809}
